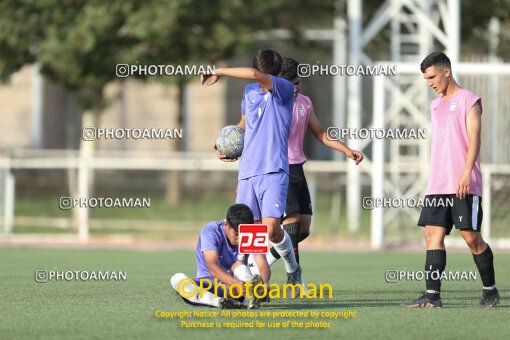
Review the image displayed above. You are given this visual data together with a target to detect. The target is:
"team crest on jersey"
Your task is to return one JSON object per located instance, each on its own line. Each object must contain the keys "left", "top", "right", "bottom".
{"left": 299, "top": 105, "right": 306, "bottom": 117}
{"left": 449, "top": 101, "right": 457, "bottom": 112}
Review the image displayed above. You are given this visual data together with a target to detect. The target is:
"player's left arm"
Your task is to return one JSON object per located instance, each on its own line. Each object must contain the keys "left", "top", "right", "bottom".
{"left": 203, "top": 250, "right": 244, "bottom": 287}
{"left": 253, "top": 254, "right": 271, "bottom": 284}
{"left": 237, "top": 115, "right": 246, "bottom": 130}
{"left": 201, "top": 68, "right": 272, "bottom": 89}
{"left": 308, "top": 111, "right": 364, "bottom": 165}
{"left": 457, "top": 101, "right": 482, "bottom": 199}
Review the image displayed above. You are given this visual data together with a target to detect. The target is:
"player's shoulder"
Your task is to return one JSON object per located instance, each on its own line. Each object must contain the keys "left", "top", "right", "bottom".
{"left": 201, "top": 220, "right": 224, "bottom": 234}
{"left": 459, "top": 88, "right": 479, "bottom": 98}
{"left": 272, "top": 75, "right": 294, "bottom": 90}
{"left": 459, "top": 88, "right": 482, "bottom": 112}
{"left": 297, "top": 93, "right": 313, "bottom": 105}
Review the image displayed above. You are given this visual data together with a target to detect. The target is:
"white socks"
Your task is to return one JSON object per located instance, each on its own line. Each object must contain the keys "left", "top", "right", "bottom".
{"left": 247, "top": 255, "right": 261, "bottom": 275}
{"left": 266, "top": 251, "right": 279, "bottom": 266}
{"left": 248, "top": 232, "right": 299, "bottom": 275}
{"left": 273, "top": 230, "right": 299, "bottom": 273}
{"left": 170, "top": 273, "right": 222, "bottom": 307}
{"left": 233, "top": 264, "right": 253, "bottom": 282}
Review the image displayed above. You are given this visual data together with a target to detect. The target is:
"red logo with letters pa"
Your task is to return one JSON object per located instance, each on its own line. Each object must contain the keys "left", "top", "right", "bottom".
{"left": 238, "top": 224, "right": 268, "bottom": 254}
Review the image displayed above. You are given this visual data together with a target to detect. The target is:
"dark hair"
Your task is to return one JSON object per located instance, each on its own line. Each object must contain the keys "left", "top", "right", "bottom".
{"left": 279, "top": 57, "right": 299, "bottom": 81}
{"left": 420, "top": 52, "right": 451, "bottom": 73}
{"left": 225, "top": 204, "right": 254, "bottom": 232}
{"left": 253, "top": 49, "right": 282, "bottom": 76}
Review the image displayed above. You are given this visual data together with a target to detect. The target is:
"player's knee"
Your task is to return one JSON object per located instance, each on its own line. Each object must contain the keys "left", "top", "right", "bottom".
{"left": 423, "top": 228, "right": 444, "bottom": 248}
{"left": 268, "top": 226, "right": 283, "bottom": 242}
{"left": 284, "top": 213, "right": 300, "bottom": 224}
{"left": 299, "top": 215, "right": 312, "bottom": 233}
{"left": 423, "top": 229, "right": 436, "bottom": 244}
{"left": 463, "top": 233, "right": 486, "bottom": 252}
{"left": 263, "top": 217, "right": 283, "bottom": 241}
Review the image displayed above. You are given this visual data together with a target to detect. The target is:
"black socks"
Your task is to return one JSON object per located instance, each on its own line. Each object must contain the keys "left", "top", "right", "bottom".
{"left": 425, "top": 249, "right": 447, "bottom": 294}
{"left": 423, "top": 245, "right": 496, "bottom": 298}
{"left": 473, "top": 245, "right": 496, "bottom": 288}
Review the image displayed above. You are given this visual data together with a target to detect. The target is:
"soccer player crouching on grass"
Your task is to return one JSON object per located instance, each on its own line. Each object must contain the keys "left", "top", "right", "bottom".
{"left": 248, "top": 57, "right": 364, "bottom": 278}
{"left": 171, "top": 204, "right": 269, "bottom": 309}
{"left": 203, "top": 49, "right": 303, "bottom": 290}
{"left": 401, "top": 52, "right": 499, "bottom": 308}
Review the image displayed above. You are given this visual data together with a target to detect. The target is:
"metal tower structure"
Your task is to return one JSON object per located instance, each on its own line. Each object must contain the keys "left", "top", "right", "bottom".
{"left": 346, "top": 0, "right": 460, "bottom": 247}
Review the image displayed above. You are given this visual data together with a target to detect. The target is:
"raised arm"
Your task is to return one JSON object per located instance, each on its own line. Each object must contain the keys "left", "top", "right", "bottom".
{"left": 201, "top": 67, "right": 273, "bottom": 89}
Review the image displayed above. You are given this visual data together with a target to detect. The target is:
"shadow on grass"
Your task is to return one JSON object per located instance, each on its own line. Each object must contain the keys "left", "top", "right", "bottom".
{"left": 259, "top": 289, "right": 509, "bottom": 309}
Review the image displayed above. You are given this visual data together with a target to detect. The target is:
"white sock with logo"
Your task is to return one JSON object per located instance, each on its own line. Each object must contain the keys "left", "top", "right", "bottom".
{"left": 247, "top": 255, "right": 261, "bottom": 275}
{"left": 273, "top": 231, "right": 299, "bottom": 273}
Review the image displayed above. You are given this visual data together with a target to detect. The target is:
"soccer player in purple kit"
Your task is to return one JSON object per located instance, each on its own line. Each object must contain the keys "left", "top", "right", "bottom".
{"left": 248, "top": 57, "right": 364, "bottom": 277}
{"left": 401, "top": 52, "right": 499, "bottom": 308}
{"left": 202, "top": 49, "right": 302, "bottom": 289}
{"left": 170, "top": 204, "right": 268, "bottom": 309}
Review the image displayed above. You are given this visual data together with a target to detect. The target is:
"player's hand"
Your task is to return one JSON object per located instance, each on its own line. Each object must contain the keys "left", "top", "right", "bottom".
{"left": 213, "top": 145, "right": 238, "bottom": 162}
{"left": 346, "top": 149, "right": 364, "bottom": 165}
{"left": 201, "top": 72, "right": 220, "bottom": 86}
{"left": 230, "top": 280, "right": 246, "bottom": 297}
{"left": 456, "top": 171, "right": 471, "bottom": 199}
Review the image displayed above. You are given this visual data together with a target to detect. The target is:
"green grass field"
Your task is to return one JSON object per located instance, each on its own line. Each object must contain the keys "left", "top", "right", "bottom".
{"left": 1, "top": 248, "right": 509, "bottom": 339}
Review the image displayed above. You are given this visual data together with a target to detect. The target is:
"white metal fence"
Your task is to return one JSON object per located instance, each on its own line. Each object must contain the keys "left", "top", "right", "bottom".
{"left": 0, "top": 150, "right": 349, "bottom": 240}
{"left": 1, "top": 148, "right": 510, "bottom": 249}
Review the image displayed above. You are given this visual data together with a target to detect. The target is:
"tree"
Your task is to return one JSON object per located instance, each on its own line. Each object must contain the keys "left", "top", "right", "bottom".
{"left": 0, "top": 0, "right": 301, "bottom": 108}
{"left": 0, "top": 0, "right": 300, "bottom": 227}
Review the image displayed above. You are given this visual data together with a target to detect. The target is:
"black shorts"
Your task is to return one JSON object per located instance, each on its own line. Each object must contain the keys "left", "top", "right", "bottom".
{"left": 283, "top": 163, "right": 313, "bottom": 220}
{"left": 417, "top": 194, "right": 483, "bottom": 235}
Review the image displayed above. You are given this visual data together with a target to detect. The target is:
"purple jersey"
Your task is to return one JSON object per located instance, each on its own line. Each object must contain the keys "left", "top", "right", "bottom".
{"left": 239, "top": 75, "right": 294, "bottom": 180}
{"left": 195, "top": 221, "right": 239, "bottom": 279}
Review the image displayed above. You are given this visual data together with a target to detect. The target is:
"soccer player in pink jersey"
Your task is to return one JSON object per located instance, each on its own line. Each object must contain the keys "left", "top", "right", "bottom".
{"left": 402, "top": 52, "right": 499, "bottom": 308}
{"left": 248, "top": 57, "right": 363, "bottom": 277}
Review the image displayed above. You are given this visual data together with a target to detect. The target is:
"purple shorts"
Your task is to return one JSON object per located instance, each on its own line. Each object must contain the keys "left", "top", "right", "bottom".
{"left": 236, "top": 170, "right": 289, "bottom": 221}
